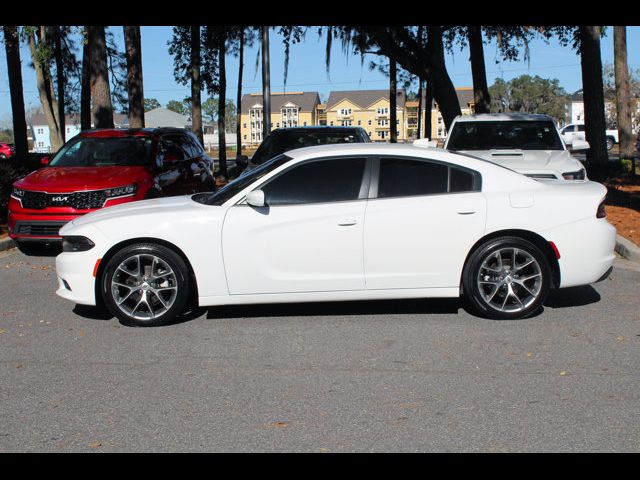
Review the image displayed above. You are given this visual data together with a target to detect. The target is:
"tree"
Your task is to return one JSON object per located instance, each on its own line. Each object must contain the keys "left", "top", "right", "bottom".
{"left": 579, "top": 26, "right": 608, "bottom": 174}
{"left": 26, "top": 26, "right": 64, "bottom": 150}
{"left": 144, "top": 98, "right": 161, "bottom": 111}
{"left": 613, "top": 26, "right": 633, "bottom": 160}
{"left": 261, "top": 26, "right": 271, "bottom": 140}
{"left": 53, "top": 27, "right": 65, "bottom": 139}
{"left": 389, "top": 59, "right": 397, "bottom": 143}
{"left": 2, "top": 26, "right": 28, "bottom": 159}
{"left": 166, "top": 100, "right": 187, "bottom": 115}
{"left": 80, "top": 27, "right": 91, "bottom": 129}
{"left": 488, "top": 75, "right": 570, "bottom": 121}
{"left": 87, "top": 26, "right": 114, "bottom": 128}
{"left": 190, "top": 25, "right": 203, "bottom": 145}
{"left": 123, "top": 26, "right": 145, "bottom": 128}
{"left": 467, "top": 26, "right": 490, "bottom": 113}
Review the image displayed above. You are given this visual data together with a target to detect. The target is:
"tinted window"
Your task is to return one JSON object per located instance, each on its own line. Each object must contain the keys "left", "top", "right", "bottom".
{"left": 159, "top": 135, "right": 187, "bottom": 161}
{"left": 262, "top": 157, "right": 365, "bottom": 205}
{"left": 577, "top": 125, "right": 585, "bottom": 132}
{"left": 378, "top": 158, "right": 448, "bottom": 198}
{"left": 446, "top": 121, "right": 564, "bottom": 151}
{"left": 49, "top": 136, "right": 153, "bottom": 167}
{"left": 450, "top": 167, "right": 475, "bottom": 192}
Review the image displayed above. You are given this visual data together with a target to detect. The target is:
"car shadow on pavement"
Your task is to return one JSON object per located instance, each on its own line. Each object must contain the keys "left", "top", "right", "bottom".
{"left": 543, "top": 285, "right": 601, "bottom": 309}
{"left": 205, "top": 297, "right": 462, "bottom": 320}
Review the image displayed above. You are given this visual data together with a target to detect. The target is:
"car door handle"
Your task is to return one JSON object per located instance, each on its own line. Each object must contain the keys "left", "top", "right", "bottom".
{"left": 338, "top": 219, "right": 358, "bottom": 226}
{"left": 457, "top": 211, "right": 476, "bottom": 215}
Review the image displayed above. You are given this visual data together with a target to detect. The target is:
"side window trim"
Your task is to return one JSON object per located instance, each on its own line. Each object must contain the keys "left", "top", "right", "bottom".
{"left": 247, "top": 155, "right": 373, "bottom": 206}
{"left": 370, "top": 155, "right": 482, "bottom": 200}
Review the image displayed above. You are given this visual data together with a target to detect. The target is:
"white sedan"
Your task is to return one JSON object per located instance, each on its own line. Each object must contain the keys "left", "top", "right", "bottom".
{"left": 55, "top": 144, "right": 617, "bottom": 327}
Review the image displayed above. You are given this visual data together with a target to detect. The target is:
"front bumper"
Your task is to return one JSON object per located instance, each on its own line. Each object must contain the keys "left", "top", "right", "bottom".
{"left": 55, "top": 249, "right": 100, "bottom": 306}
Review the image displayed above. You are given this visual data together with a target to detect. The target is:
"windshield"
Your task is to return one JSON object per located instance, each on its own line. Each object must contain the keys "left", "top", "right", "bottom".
{"left": 195, "top": 154, "right": 292, "bottom": 206}
{"left": 446, "top": 121, "right": 564, "bottom": 151}
{"left": 49, "top": 136, "right": 154, "bottom": 167}
{"left": 252, "top": 130, "right": 365, "bottom": 165}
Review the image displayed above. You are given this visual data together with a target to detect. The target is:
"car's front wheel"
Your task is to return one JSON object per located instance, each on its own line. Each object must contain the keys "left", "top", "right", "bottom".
{"left": 101, "top": 243, "right": 190, "bottom": 327}
{"left": 463, "top": 237, "right": 551, "bottom": 320}
{"left": 606, "top": 137, "right": 615, "bottom": 151}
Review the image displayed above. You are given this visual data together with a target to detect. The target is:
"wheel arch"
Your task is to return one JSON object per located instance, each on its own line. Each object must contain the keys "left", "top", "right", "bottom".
{"left": 461, "top": 229, "right": 561, "bottom": 290}
{"left": 94, "top": 237, "right": 199, "bottom": 308}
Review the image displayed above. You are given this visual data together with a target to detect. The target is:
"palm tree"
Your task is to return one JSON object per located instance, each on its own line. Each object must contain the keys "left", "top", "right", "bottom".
{"left": 2, "top": 26, "right": 28, "bottom": 159}
{"left": 123, "top": 26, "right": 145, "bottom": 128}
{"left": 87, "top": 26, "right": 114, "bottom": 129}
{"left": 614, "top": 26, "right": 633, "bottom": 160}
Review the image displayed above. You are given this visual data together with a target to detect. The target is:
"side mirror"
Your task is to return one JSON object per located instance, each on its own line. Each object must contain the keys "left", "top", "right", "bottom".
{"left": 570, "top": 139, "right": 590, "bottom": 151}
{"left": 40, "top": 155, "right": 51, "bottom": 166}
{"left": 245, "top": 189, "right": 265, "bottom": 208}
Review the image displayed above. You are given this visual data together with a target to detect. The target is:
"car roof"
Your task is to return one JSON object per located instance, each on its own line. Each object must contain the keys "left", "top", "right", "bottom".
{"left": 78, "top": 127, "right": 188, "bottom": 138}
{"left": 269, "top": 126, "right": 366, "bottom": 134}
{"left": 453, "top": 113, "right": 556, "bottom": 122}
{"left": 284, "top": 142, "right": 441, "bottom": 159}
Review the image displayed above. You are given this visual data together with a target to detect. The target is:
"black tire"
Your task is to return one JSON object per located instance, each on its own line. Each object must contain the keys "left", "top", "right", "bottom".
{"left": 462, "top": 236, "right": 551, "bottom": 320}
{"left": 101, "top": 243, "right": 191, "bottom": 327}
{"left": 606, "top": 137, "right": 615, "bottom": 151}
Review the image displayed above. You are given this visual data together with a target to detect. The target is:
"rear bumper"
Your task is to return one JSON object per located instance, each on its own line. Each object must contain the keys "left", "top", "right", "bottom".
{"left": 543, "top": 217, "right": 617, "bottom": 289}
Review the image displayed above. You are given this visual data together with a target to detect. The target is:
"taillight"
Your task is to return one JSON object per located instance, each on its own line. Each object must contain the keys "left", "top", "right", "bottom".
{"left": 596, "top": 200, "right": 606, "bottom": 218}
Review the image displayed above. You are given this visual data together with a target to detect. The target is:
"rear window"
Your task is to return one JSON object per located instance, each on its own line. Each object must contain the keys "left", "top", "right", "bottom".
{"left": 447, "top": 121, "right": 564, "bottom": 151}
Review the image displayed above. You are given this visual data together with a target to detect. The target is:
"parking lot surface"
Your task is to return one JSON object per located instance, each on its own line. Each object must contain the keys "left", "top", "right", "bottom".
{"left": 0, "top": 248, "right": 638, "bottom": 452}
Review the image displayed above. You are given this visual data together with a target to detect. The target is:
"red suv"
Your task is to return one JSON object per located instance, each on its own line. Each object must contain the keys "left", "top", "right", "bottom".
{"left": 0, "top": 142, "right": 15, "bottom": 158}
{"left": 9, "top": 128, "right": 214, "bottom": 251}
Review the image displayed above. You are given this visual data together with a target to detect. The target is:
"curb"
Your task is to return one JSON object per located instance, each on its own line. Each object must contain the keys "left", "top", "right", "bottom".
{"left": 615, "top": 234, "right": 640, "bottom": 263}
{"left": 0, "top": 237, "right": 16, "bottom": 252}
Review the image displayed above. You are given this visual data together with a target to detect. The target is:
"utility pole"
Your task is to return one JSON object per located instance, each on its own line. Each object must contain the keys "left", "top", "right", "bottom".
{"left": 261, "top": 26, "right": 271, "bottom": 141}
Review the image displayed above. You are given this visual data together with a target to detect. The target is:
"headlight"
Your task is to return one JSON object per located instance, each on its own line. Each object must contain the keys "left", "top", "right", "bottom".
{"left": 11, "top": 187, "right": 25, "bottom": 199}
{"left": 62, "top": 236, "right": 95, "bottom": 252}
{"left": 104, "top": 184, "right": 137, "bottom": 198}
{"left": 562, "top": 169, "right": 586, "bottom": 180}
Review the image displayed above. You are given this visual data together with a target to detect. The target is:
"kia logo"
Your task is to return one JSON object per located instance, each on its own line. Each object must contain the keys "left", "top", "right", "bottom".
{"left": 52, "top": 196, "right": 69, "bottom": 202}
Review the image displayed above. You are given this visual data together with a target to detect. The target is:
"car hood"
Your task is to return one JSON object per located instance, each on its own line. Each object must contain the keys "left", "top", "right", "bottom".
{"left": 15, "top": 166, "right": 150, "bottom": 192}
{"left": 454, "top": 149, "right": 583, "bottom": 175}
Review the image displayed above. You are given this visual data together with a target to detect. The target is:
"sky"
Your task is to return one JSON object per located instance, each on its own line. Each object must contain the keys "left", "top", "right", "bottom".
{"left": 1, "top": 26, "right": 639, "bottom": 124}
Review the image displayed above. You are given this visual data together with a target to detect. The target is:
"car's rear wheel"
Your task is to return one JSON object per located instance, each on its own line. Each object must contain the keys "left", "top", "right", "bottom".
{"left": 101, "top": 243, "right": 190, "bottom": 327}
{"left": 463, "top": 237, "right": 551, "bottom": 320}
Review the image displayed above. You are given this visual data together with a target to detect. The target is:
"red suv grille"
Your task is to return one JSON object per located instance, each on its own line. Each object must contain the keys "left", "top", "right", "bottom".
{"left": 21, "top": 190, "right": 107, "bottom": 210}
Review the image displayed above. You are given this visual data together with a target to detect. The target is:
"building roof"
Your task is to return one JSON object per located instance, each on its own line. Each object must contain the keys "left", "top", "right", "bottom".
{"left": 326, "top": 89, "right": 406, "bottom": 110}
{"left": 241, "top": 92, "right": 320, "bottom": 114}
{"left": 31, "top": 112, "right": 128, "bottom": 126}
{"left": 571, "top": 89, "right": 584, "bottom": 101}
{"left": 144, "top": 107, "right": 191, "bottom": 128}
{"left": 454, "top": 87, "right": 475, "bottom": 109}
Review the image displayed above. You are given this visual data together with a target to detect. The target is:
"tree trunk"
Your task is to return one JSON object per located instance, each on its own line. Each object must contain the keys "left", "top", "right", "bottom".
{"left": 261, "top": 26, "right": 271, "bottom": 140}
{"left": 218, "top": 35, "right": 228, "bottom": 179}
{"left": 389, "top": 59, "right": 397, "bottom": 143}
{"left": 579, "top": 26, "right": 608, "bottom": 177}
{"left": 427, "top": 26, "right": 460, "bottom": 132}
{"left": 80, "top": 28, "right": 91, "bottom": 130}
{"left": 468, "top": 26, "right": 490, "bottom": 114}
{"left": 424, "top": 75, "right": 434, "bottom": 140}
{"left": 614, "top": 26, "right": 633, "bottom": 160}
{"left": 190, "top": 25, "right": 203, "bottom": 145}
{"left": 54, "top": 27, "right": 66, "bottom": 141}
{"left": 28, "top": 27, "right": 63, "bottom": 151}
{"left": 2, "top": 26, "right": 28, "bottom": 159}
{"left": 416, "top": 78, "right": 423, "bottom": 139}
{"left": 123, "top": 26, "right": 145, "bottom": 128}
{"left": 236, "top": 29, "right": 244, "bottom": 156}
{"left": 88, "top": 26, "right": 114, "bottom": 129}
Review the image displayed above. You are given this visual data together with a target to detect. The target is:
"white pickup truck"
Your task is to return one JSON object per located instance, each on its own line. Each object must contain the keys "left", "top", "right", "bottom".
{"left": 559, "top": 123, "right": 618, "bottom": 151}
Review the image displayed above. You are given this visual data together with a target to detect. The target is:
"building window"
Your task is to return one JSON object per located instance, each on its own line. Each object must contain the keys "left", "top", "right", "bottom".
{"left": 243, "top": 135, "right": 247, "bottom": 140}
{"left": 303, "top": 122, "right": 307, "bottom": 126}
{"left": 368, "top": 120, "right": 372, "bottom": 126}
{"left": 357, "top": 120, "right": 361, "bottom": 125}
{"left": 37, "top": 128, "right": 44, "bottom": 135}
{"left": 243, "top": 123, "right": 246, "bottom": 128}
{"left": 330, "top": 121, "right": 334, "bottom": 126}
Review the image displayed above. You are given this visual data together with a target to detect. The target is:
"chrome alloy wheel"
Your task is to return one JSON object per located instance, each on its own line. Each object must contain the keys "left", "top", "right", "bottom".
{"left": 110, "top": 254, "right": 178, "bottom": 321}
{"left": 477, "top": 247, "right": 543, "bottom": 313}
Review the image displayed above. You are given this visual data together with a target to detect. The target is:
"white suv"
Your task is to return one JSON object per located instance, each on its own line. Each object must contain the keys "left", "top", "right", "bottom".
{"left": 442, "top": 113, "right": 588, "bottom": 181}
{"left": 559, "top": 123, "right": 618, "bottom": 151}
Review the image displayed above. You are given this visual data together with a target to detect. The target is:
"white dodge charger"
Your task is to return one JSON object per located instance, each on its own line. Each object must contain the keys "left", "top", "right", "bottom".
{"left": 55, "top": 144, "right": 617, "bottom": 327}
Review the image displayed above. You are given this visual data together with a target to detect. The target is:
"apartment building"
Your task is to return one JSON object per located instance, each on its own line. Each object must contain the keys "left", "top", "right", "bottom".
{"left": 325, "top": 89, "right": 407, "bottom": 142}
{"left": 239, "top": 92, "right": 321, "bottom": 146}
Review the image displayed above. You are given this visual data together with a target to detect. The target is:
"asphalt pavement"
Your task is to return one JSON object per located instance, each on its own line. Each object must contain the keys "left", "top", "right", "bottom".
{"left": 0, "top": 248, "right": 638, "bottom": 452}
